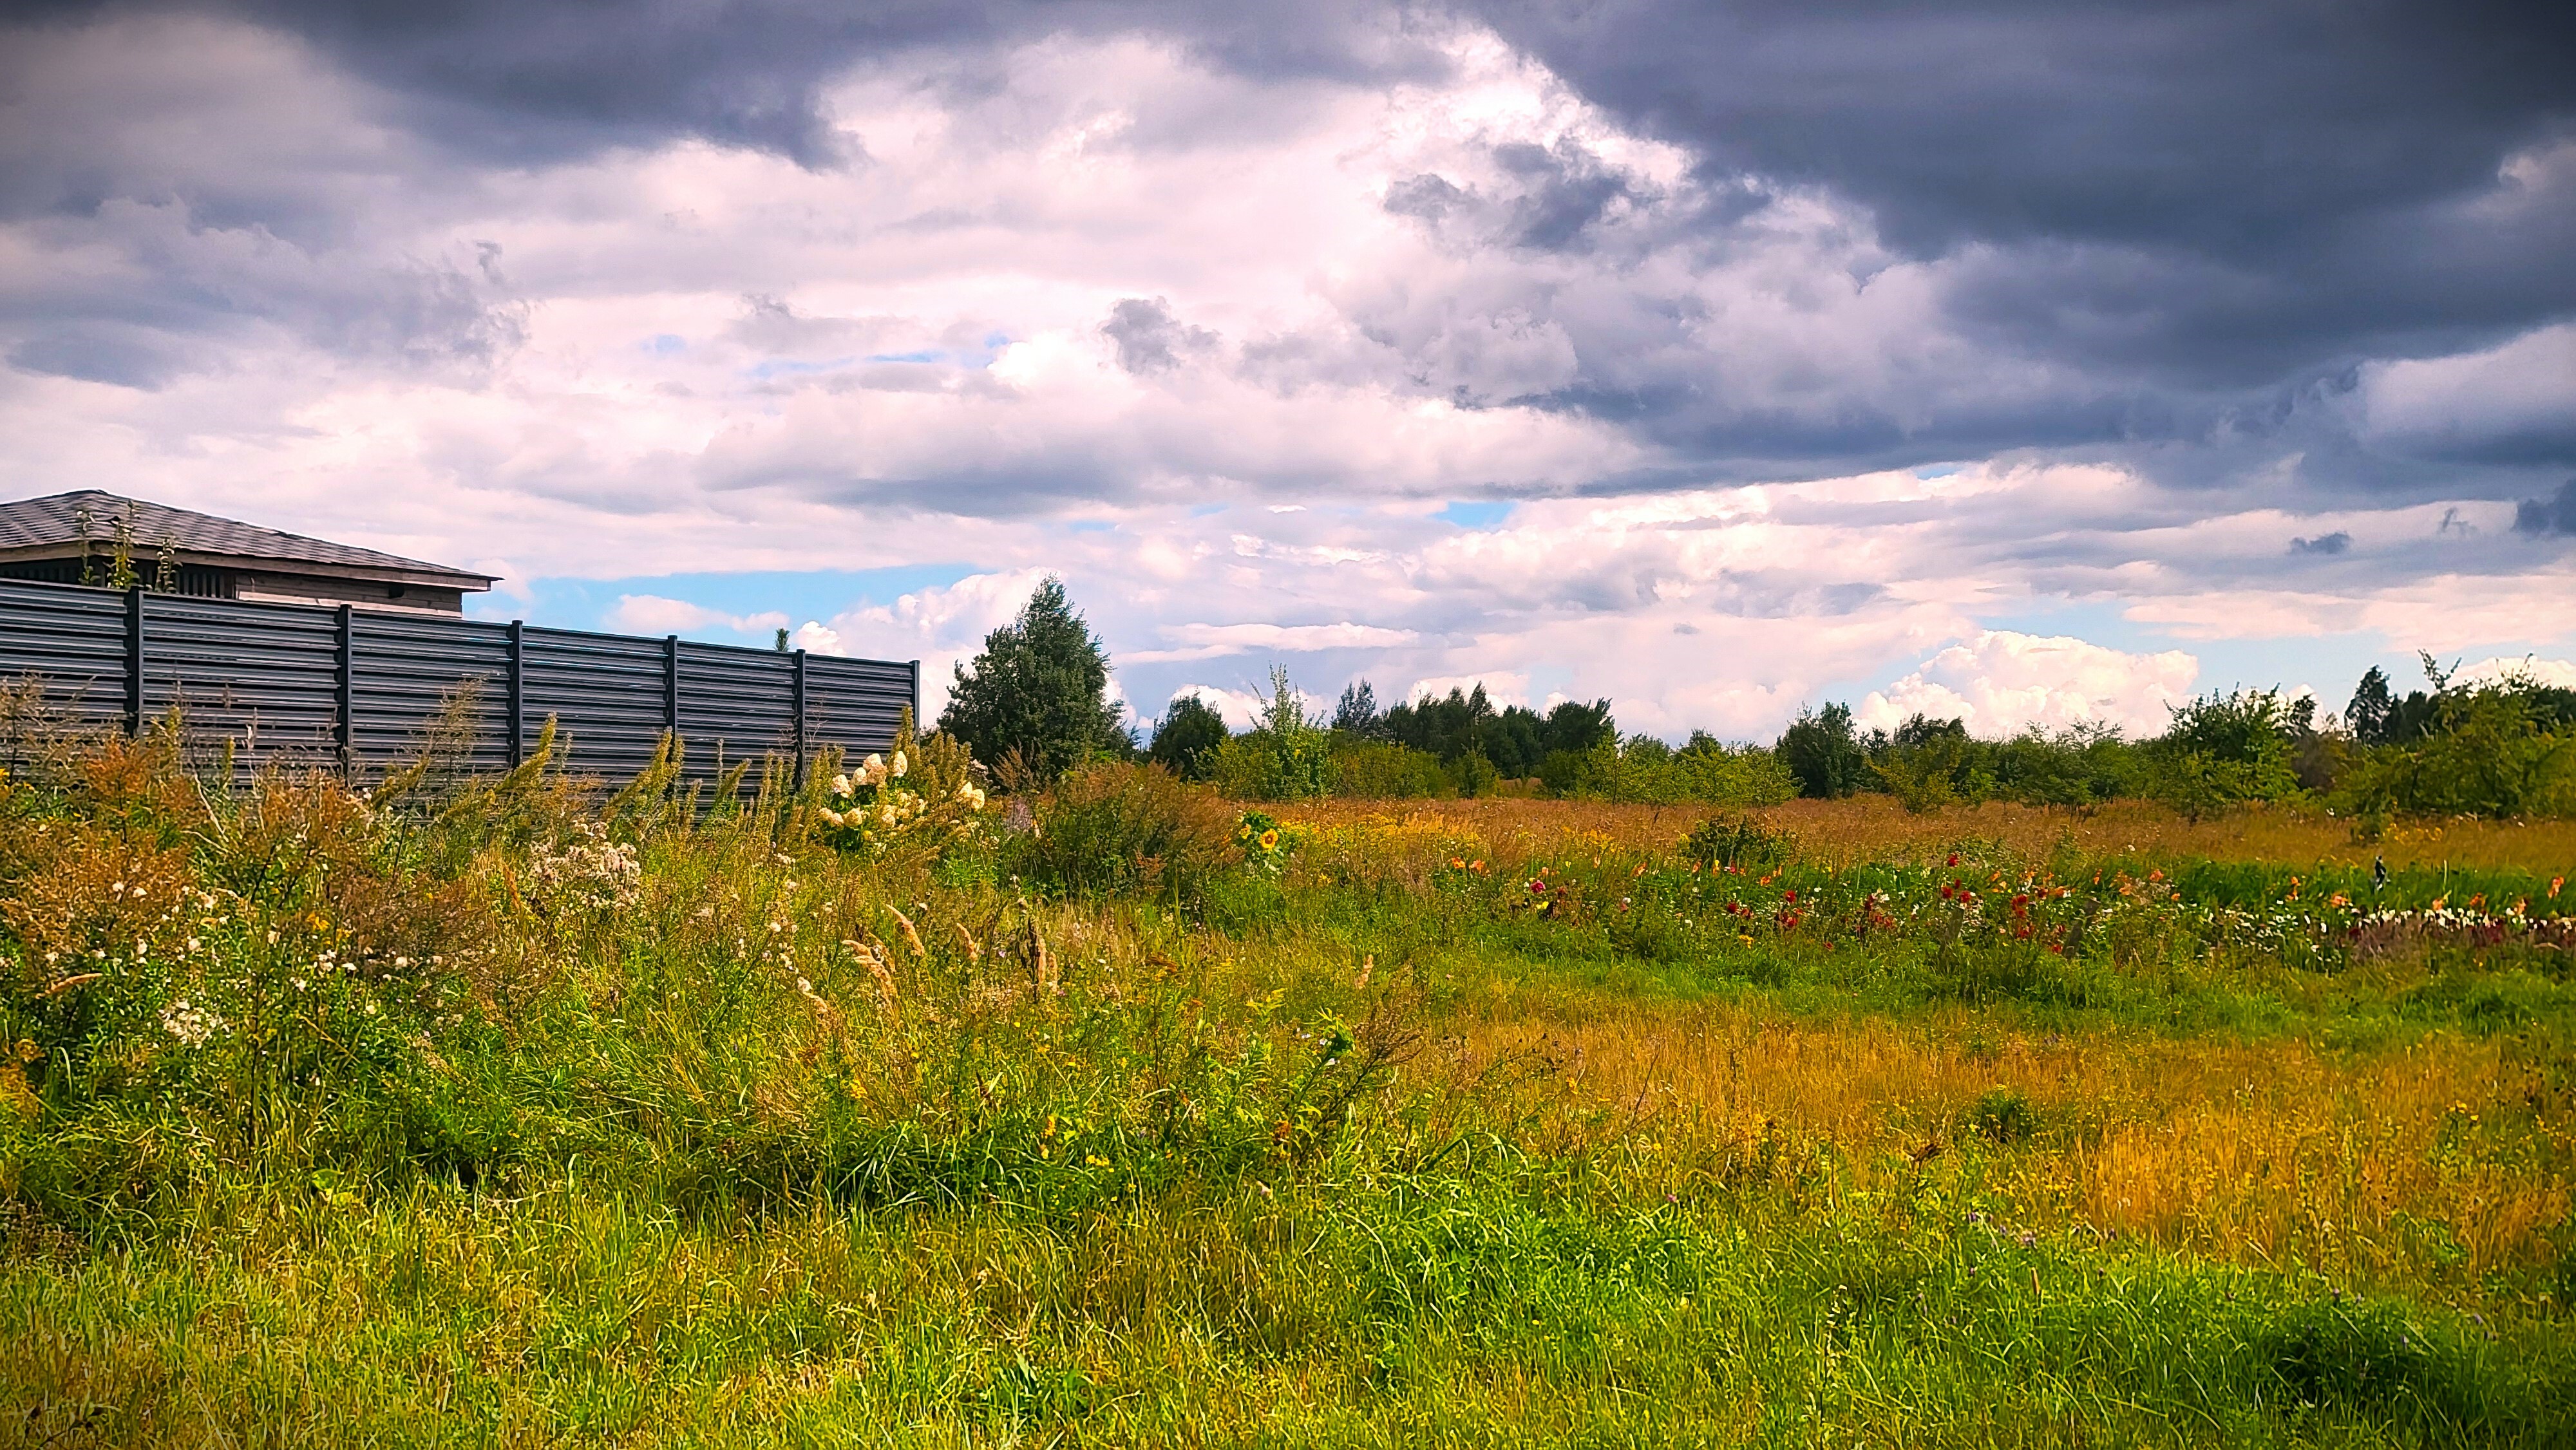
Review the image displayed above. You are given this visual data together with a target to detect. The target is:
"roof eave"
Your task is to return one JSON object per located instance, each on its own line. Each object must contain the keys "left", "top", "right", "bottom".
{"left": 0, "top": 543, "right": 495, "bottom": 591}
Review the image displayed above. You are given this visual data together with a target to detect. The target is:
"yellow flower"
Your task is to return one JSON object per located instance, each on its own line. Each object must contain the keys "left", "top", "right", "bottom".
{"left": 1258, "top": 829, "right": 1280, "bottom": 851}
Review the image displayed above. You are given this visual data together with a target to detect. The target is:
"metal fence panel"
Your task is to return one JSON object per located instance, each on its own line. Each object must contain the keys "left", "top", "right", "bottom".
{"left": 806, "top": 655, "right": 920, "bottom": 764}
{"left": 0, "top": 576, "right": 916, "bottom": 781}
{"left": 140, "top": 593, "right": 341, "bottom": 770}
{"left": 0, "top": 578, "right": 126, "bottom": 728}
{"left": 350, "top": 611, "right": 516, "bottom": 777}
{"left": 674, "top": 641, "right": 797, "bottom": 780}
{"left": 521, "top": 626, "right": 675, "bottom": 779}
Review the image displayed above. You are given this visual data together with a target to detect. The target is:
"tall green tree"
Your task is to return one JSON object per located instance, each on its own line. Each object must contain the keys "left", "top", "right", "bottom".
{"left": 1778, "top": 702, "right": 1866, "bottom": 798}
{"left": 1149, "top": 693, "right": 1230, "bottom": 780}
{"left": 936, "top": 577, "right": 1124, "bottom": 784}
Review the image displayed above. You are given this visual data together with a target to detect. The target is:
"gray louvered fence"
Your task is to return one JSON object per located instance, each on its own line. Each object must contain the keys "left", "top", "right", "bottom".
{"left": 0, "top": 576, "right": 916, "bottom": 783}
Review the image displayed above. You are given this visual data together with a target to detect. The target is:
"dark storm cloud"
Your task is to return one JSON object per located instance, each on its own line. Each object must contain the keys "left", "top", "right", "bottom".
{"left": 1468, "top": 0, "right": 2576, "bottom": 403}
{"left": 9, "top": 0, "right": 2571, "bottom": 501}
{"left": 2516, "top": 480, "right": 2576, "bottom": 537}
{"left": 21, "top": 0, "right": 1448, "bottom": 167}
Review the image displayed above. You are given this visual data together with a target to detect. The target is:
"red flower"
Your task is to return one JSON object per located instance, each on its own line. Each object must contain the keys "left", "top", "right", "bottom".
{"left": 1783, "top": 888, "right": 1798, "bottom": 903}
{"left": 1947, "top": 853, "right": 1960, "bottom": 867}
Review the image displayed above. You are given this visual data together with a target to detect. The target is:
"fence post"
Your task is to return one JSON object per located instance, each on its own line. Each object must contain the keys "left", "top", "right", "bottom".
{"left": 506, "top": 619, "right": 524, "bottom": 766}
{"left": 663, "top": 634, "right": 680, "bottom": 746}
{"left": 335, "top": 603, "right": 354, "bottom": 777}
{"left": 791, "top": 648, "right": 808, "bottom": 789}
{"left": 124, "top": 585, "right": 144, "bottom": 739}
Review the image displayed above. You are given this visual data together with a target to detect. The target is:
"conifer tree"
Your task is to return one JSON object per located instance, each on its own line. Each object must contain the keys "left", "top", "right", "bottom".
{"left": 936, "top": 577, "right": 1124, "bottom": 783}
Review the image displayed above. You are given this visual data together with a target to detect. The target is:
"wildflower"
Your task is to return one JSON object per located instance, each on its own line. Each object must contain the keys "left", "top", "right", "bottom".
{"left": 890, "top": 750, "right": 907, "bottom": 778}
{"left": 159, "top": 998, "right": 223, "bottom": 1046}
{"left": 1258, "top": 829, "right": 1280, "bottom": 851}
{"left": 831, "top": 773, "right": 852, "bottom": 796}
{"left": 1947, "top": 853, "right": 1960, "bottom": 867}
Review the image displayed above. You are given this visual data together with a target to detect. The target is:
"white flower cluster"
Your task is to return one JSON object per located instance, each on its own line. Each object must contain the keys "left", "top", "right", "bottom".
{"left": 159, "top": 997, "right": 224, "bottom": 1047}
{"left": 530, "top": 820, "right": 643, "bottom": 910}
{"left": 817, "top": 750, "right": 987, "bottom": 834}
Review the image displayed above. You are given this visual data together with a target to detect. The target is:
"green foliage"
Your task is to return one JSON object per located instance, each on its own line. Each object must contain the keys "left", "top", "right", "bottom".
{"left": 1542, "top": 733, "right": 1797, "bottom": 805}
{"left": 1867, "top": 715, "right": 1983, "bottom": 813}
{"left": 1010, "top": 760, "right": 1239, "bottom": 901}
{"left": 1779, "top": 702, "right": 1866, "bottom": 798}
{"left": 6, "top": 735, "right": 2576, "bottom": 1445}
{"left": 1376, "top": 683, "right": 1614, "bottom": 778}
{"left": 2336, "top": 672, "right": 2576, "bottom": 820}
{"left": 1989, "top": 725, "right": 2139, "bottom": 807}
{"left": 1146, "top": 692, "right": 1229, "bottom": 782}
{"left": 1206, "top": 668, "right": 1331, "bottom": 801}
{"left": 2145, "top": 690, "right": 2302, "bottom": 820}
{"left": 1327, "top": 739, "right": 1448, "bottom": 798}
{"left": 1681, "top": 813, "right": 1797, "bottom": 870}
{"left": 936, "top": 577, "right": 1125, "bottom": 784}
{"left": 1969, "top": 1086, "right": 2038, "bottom": 1144}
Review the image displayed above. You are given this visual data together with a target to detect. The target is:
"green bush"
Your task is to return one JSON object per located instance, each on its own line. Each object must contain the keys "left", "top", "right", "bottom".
{"left": 1009, "top": 760, "right": 1240, "bottom": 901}
{"left": 1207, "top": 668, "right": 1331, "bottom": 801}
{"left": 1779, "top": 703, "right": 1866, "bottom": 798}
{"left": 1682, "top": 814, "right": 1796, "bottom": 870}
{"left": 2334, "top": 679, "right": 2576, "bottom": 820}
{"left": 1969, "top": 1086, "right": 2038, "bottom": 1144}
{"left": 1327, "top": 740, "right": 1449, "bottom": 798}
{"left": 2144, "top": 690, "right": 2302, "bottom": 819}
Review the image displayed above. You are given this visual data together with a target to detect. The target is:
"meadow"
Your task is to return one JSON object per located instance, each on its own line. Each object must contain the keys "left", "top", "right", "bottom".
{"left": 2, "top": 733, "right": 2572, "bottom": 1446}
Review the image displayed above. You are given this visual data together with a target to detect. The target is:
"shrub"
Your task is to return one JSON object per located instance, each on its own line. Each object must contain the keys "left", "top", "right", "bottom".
{"left": 1010, "top": 760, "right": 1239, "bottom": 901}
{"left": 1328, "top": 740, "right": 1448, "bottom": 798}
{"left": 1969, "top": 1086, "right": 2037, "bottom": 1144}
{"left": 2334, "top": 675, "right": 2576, "bottom": 820}
{"left": 2143, "top": 690, "right": 2301, "bottom": 819}
{"left": 1683, "top": 814, "right": 1797, "bottom": 871}
{"left": 1672, "top": 740, "right": 1798, "bottom": 805}
{"left": 814, "top": 715, "right": 990, "bottom": 861}
{"left": 1206, "top": 669, "right": 1331, "bottom": 802}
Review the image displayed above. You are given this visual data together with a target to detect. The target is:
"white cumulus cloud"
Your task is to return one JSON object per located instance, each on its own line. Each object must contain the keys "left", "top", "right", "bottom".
{"left": 1857, "top": 632, "right": 2200, "bottom": 739}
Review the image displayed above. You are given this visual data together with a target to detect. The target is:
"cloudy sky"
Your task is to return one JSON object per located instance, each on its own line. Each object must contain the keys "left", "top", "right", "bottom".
{"left": 4, "top": 1, "right": 2571, "bottom": 739}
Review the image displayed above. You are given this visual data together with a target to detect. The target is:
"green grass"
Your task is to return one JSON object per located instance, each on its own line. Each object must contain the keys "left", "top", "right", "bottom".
{"left": 1, "top": 749, "right": 2571, "bottom": 1445}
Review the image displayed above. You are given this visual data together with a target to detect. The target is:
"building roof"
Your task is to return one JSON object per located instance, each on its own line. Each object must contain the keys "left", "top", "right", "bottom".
{"left": 0, "top": 490, "right": 495, "bottom": 590}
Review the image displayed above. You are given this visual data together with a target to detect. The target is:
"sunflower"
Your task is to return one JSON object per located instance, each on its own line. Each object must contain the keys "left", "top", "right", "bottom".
{"left": 1258, "top": 829, "right": 1280, "bottom": 851}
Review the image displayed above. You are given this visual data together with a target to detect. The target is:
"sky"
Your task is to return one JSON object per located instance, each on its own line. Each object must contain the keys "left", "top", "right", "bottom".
{"left": 3, "top": 0, "right": 2571, "bottom": 740}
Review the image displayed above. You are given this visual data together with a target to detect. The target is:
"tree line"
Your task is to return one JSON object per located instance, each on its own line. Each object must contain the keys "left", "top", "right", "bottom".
{"left": 933, "top": 578, "right": 2576, "bottom": 820}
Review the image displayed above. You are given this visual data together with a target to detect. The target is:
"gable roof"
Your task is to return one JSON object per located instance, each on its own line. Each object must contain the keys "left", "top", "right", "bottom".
{"left": 0, "top": 490, "right": 495, "bottom": 590}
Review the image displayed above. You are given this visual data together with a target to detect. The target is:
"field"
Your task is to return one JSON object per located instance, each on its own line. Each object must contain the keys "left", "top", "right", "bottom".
{"left": 3, "top": 742, "right": 2573, "bottom": 1446}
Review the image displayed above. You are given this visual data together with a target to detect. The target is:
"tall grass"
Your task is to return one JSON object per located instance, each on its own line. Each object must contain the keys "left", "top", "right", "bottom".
{"left": 1, "top": 739, "right": 2570, "bottom": 1445}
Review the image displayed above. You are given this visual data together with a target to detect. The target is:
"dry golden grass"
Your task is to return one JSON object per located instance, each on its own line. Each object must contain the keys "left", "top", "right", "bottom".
{"left": 1435, "top": 1002, "right": 2571, "bottom": 1294}
{"left": 1279, "top": 795, "right": 2576, "bottom": 871}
